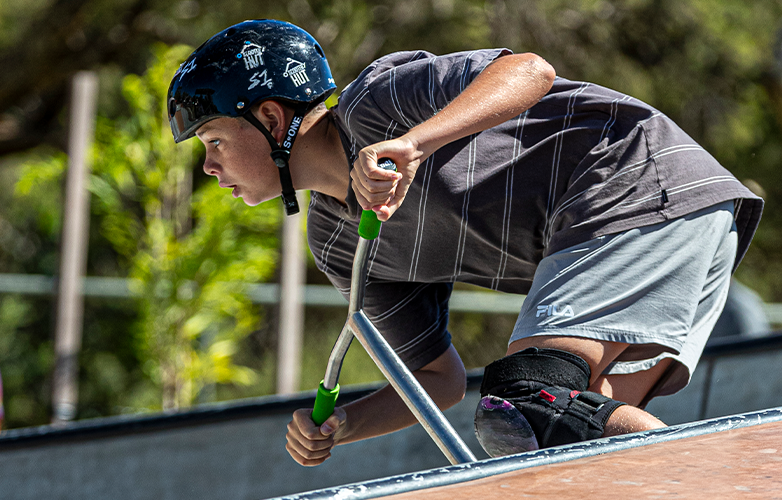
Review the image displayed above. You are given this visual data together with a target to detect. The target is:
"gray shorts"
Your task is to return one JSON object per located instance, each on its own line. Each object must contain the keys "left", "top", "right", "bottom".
{"left": 509, "top": 200, "right": 738, "bottom": 397}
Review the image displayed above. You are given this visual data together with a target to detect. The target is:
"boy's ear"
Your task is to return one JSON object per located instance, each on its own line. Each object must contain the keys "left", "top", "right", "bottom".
{"left": 253, "top": 100, "right": 290, "bottom": 144}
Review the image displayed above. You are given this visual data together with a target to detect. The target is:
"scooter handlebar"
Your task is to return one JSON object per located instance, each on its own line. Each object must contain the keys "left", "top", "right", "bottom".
{"left": 311, "top": 381, "right": 340, "bottom": 426}
{"left": 357, "top": 158, "right": 397, "bottom": 240}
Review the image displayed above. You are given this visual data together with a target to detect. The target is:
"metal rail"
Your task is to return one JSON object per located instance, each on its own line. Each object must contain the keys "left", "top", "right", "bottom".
{"left": 1, "top": 273, "right": 779, "bottom": 324}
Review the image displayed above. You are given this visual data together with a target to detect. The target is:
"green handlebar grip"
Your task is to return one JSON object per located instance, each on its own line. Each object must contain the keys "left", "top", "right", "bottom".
{"left": 311, "top": 381, "right": 340, "bottom": 426}
{"left": 358, "top": 210, "right": 382, "bottom": 240}
{"left": 357, "top": 158, "right": 397, "bottom": 240}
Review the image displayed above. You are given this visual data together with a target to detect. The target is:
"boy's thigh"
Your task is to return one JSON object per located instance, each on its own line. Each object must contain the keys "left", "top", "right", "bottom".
{"left": 508, "top": 200, "right": 738, "bottom": 396}
{"left": 589, "top": 357, "right": 673, "bottom": 407}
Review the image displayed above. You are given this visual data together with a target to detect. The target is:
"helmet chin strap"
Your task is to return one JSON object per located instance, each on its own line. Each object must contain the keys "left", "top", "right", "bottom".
{"left": 243, "top": 107, "right": 307, "bottom": 216}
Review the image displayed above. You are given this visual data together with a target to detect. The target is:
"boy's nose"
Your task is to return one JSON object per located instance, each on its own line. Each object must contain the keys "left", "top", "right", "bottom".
{"left": 203, "top": 157, "right": 220, "bottom": 176}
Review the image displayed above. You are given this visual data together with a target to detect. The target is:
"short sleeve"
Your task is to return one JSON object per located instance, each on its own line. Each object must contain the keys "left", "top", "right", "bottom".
{"left": 324, "top": 270, "right": 454, "bottom": 372}
{"left": 333, "top": 49, "right": 512, "bottom": 149}
{"left": 367, "top": 49, "right": 512, "bottom": 128}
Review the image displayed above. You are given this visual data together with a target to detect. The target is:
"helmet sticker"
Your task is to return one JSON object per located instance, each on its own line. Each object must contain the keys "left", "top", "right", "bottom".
{"left": 248, "top": 69, "right": 273, "bottom": 91}
{"left": 283, "top": 58, "right": 310, "bottom": 87}
{"left": 177, "top": 58, "right": 197, "bottom": 77}
{"left": 239, "top": 41, "right": 265, "bottom": 70}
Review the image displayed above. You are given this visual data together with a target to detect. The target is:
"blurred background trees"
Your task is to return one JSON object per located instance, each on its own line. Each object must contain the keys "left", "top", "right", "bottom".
{"left": 0, "top": 0, "right": 780, "bottom": 428}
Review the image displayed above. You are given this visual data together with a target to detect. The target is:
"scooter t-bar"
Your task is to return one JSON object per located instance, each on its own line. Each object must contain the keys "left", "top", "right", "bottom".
{"left": 311, "top": 159, "right": 476, "bottom": 465}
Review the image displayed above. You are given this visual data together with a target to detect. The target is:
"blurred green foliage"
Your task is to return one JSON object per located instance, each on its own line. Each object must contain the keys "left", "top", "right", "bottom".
{"left": 10, "top": 45, "right": 281, "bottom": 415}
{"left": 0, "top": 295, "right": 54, "bottom": 427}
{"left": 0, "top": 0, "right": 781, "bottom": 428}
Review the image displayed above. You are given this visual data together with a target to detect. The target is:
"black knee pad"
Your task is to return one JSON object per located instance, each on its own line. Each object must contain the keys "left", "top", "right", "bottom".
{"left": 475, "top": 347, "right": 626, "bottom": 455}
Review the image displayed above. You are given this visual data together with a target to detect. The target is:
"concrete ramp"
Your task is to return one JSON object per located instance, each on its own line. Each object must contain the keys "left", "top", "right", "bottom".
{"left": 275, "top": 407, "right": 782, "bottom": 499}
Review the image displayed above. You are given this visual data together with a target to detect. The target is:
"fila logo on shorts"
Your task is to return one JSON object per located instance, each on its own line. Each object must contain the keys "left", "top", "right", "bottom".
{"left": 536, "top": 304, "right": 575, "bottom": 318}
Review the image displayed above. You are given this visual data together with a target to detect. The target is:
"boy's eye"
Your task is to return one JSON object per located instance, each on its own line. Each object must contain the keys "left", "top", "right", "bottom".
{"left": 210, "top": 139, "right": 221, "bottom": 147}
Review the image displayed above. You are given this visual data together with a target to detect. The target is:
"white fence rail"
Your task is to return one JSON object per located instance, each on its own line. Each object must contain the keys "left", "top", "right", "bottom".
{"left": 0, "top": 273, "right": 780, "bottom": 321}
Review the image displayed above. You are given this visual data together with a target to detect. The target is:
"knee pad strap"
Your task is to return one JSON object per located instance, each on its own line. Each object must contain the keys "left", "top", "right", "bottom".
{"left": 480, "top": 347, "right": 591, "bottom": 396}
{"left": 530, "top": 386, "right": 625, "bottom": 447}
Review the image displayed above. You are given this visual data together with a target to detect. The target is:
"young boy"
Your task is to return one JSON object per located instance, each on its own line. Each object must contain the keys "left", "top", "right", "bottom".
{"left": 167, "top": 19, "right": 763, "bottom": 465}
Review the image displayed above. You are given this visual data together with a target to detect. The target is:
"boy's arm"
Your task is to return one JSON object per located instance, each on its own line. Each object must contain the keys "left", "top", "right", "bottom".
{"left": 351, "top": 52, "right": 556, "bottom": 221}
{"left": 286, "top": 344, "right": 466, "bottom": 466}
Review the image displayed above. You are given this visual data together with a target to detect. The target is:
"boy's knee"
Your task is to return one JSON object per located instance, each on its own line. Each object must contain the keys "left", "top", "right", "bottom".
{"left": 474, "top": 347, "right": 626, "bottom": 457}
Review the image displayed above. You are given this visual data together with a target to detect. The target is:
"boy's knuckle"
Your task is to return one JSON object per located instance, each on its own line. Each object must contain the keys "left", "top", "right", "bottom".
{"left": 302, "top": 428, "right": 321, "bottom": 440}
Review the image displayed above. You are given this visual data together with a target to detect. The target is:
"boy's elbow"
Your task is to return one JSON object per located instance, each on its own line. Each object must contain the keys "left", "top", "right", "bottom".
{"left": 525, "top": 53, "right": 556, "bottom": 89}
{"left": 541, "top": 60, "right": 557, "bottom": 87}
{"left": 441, "top": 356, "right": 467, "bottom": 409}
{"left": 451, "top": 375, "right": 467, "bottom": 406}
{"left": 439, "top": 364, "right": 467, "bottom": 409}
{"left": 417, "top": 345, "right": 467, "bottom": 410}
{"left": 435, "top": 374, "right": 466, "bottom": 410}
{"left": 539, "top": 53, "right": 556, "bottom": 78}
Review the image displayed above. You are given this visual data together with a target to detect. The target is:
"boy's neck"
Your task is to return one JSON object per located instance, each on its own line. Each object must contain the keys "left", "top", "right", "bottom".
{"left": 291, "top": 108, "right": 351, "bottom": 204}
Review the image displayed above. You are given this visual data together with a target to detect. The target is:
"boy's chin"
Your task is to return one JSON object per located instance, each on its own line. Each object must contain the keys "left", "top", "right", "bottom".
{"left": 240, "top": 195, "right": 265, "bottom": 207}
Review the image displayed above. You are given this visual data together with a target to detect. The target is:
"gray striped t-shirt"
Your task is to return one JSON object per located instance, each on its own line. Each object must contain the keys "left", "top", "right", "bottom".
{"left": 306, "top": 49, "right": 763, "bottom": 371}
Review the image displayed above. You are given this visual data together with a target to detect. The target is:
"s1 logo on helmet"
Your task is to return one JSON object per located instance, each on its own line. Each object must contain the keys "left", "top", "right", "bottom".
{"left": 177, "top": 58, "right": 197, "bottom": 77}
{"left": 248, "top": 70, "right": 272, "bottom": 91}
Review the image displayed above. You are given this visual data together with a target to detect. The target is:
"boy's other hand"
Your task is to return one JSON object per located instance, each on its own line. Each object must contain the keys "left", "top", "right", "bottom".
{"left": 286, "top": 406, "right": 347, "bottom": 466}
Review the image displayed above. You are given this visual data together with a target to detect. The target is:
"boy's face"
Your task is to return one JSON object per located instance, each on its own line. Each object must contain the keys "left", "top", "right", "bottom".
{"left": 195, "top": 117, "right": 280, "bottom": 206}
